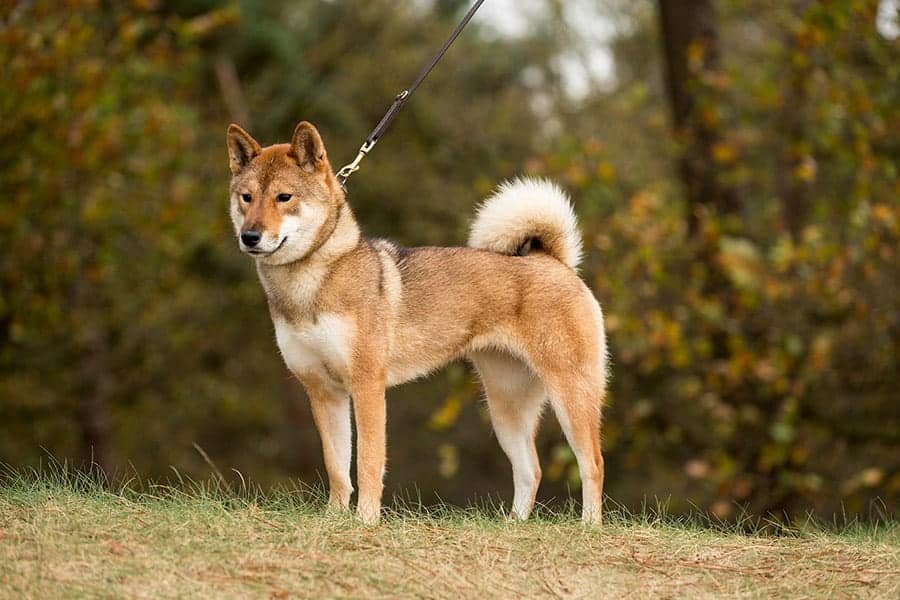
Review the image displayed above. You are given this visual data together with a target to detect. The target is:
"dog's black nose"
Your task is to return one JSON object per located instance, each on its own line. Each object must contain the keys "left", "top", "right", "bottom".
{"left": 241, "top": 230, "right": 261, "bottom": 247}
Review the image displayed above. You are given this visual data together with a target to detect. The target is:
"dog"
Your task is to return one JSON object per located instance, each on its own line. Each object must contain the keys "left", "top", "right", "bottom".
{"left": 226, "top": 121, "right": 608, "bottom": 524}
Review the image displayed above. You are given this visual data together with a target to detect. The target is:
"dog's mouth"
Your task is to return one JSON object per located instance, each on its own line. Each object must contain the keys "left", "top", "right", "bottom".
{"left": 246, "top": 236, "right": 288, "bottom": 257}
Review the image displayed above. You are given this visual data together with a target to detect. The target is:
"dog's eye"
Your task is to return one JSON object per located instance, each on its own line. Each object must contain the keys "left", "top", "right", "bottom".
{"left": 277, "top": 193, "right": 292, "bottom": 203}
{"left": 241, "top": 193, "right": 252, "bottom": 203}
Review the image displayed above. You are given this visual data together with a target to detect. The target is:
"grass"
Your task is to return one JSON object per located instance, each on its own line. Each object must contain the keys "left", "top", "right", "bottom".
{"left": 1, "top": 467, "right": 898, "bottom": 599}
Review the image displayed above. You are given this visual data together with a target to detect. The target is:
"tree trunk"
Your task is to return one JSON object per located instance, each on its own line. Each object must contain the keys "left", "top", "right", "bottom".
{"left": 214, "top": 53, "right": 252, "bottom": 129}
{"left": 658, "top": 0, "right": 739, "bottom": 234}
{"left": 71, "top": 275, "right": 116, "bottom": 477}
{"left": 777, "top": 1, "right": 814, "bottom": 239}
{"left": 74, "top": 389, "right": 114, "bottom": 475}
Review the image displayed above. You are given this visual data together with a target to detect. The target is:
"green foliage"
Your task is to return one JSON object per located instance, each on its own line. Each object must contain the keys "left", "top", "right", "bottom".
{"left": 0, "top": 0, "right": 897, "bottom": 522}
{"left": 0, "top": 0, "right": 562, "bottom": 497}
{"left": 528, "top": 0, "right": 899, "bottom": 519}
{"left": 0, "top": 0, "right": 284, "bottom": 479}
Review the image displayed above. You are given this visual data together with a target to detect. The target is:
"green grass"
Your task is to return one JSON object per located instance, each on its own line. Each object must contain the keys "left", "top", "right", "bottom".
{"left": 1, "top": 467, "right": 898, "bottom": 599}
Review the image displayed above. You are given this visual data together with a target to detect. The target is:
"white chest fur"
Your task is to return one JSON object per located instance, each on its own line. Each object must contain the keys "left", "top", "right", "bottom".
{"left": 273, "top": 314, "right": 354, "bottom": 387}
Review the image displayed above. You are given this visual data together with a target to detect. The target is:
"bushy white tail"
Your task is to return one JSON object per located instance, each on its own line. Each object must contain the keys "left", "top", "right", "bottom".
{"left": 467, "top": 178, "right": 582, "bottom": 269}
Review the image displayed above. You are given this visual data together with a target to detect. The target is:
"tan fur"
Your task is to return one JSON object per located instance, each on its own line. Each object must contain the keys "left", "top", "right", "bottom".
{"left": 226, "top": 122, "right": 609, "bottom": 524}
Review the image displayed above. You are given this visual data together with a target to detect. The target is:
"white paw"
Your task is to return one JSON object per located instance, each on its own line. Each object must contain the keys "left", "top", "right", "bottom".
{"left": 581, "top": 507, "right": 603, "bottom": 526}
{"left": 356, "top": 502, "right": 381, "bottom": 525}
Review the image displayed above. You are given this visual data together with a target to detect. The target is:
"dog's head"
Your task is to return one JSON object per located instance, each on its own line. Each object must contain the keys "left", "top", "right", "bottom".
{"left": 226, "top": 121, "right": 342, "bottom": 265}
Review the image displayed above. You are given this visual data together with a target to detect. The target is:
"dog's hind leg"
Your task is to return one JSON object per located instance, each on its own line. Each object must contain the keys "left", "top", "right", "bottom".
{"left": 471, "top": 351, "right": 546, "bottom": 520}
{"left": 543, "top": 373, "right": 605, "bottom": 525}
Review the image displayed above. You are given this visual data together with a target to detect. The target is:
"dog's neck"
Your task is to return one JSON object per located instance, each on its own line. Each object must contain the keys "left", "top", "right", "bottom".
{"left": 256, "top": 198, "right": 361, "bottom": 322}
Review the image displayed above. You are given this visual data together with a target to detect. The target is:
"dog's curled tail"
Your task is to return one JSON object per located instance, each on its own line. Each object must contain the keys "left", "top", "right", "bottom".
{"left": 468, "top": 178, "right": 582, "bottom": 269}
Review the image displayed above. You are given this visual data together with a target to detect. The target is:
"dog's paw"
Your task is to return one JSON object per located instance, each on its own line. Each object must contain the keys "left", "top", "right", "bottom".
{"left": 581, "top": 507, "right": 603, "bottom": 527}
{"left": 506, "top": 510, "right": 529, "bottom": 522}
{"left": 356, "top": 502, "right": 381, "bottom": 525}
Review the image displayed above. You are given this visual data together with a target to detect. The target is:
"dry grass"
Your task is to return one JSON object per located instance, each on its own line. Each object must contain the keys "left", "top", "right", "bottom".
{"left": 0, "top": 470, "right": 897, "bottom": 599}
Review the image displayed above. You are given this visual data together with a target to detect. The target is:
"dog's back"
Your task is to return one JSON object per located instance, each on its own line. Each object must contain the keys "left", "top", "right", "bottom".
{"left": 373, "top": 179, "right": 607, "bottom": 389}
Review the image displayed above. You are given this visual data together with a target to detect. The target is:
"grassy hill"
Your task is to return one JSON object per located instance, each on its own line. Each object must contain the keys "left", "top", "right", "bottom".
{"left": 1, "top": 471, "right": 897, "bottom": 598}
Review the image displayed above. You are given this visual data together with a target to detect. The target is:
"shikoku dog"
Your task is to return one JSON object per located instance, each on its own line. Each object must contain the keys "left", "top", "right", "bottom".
{"left": 226, "top": 121, "right": 608, "bottom": 524}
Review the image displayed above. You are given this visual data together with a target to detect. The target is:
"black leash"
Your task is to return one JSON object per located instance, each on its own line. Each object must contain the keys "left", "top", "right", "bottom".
{"left": 336, "top": 0, "right": 487, "bottom": 189}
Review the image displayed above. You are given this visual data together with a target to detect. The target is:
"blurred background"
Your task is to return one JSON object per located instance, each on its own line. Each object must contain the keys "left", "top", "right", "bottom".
{"left": 2, "top": 0, "right": 898, "bottom": 523}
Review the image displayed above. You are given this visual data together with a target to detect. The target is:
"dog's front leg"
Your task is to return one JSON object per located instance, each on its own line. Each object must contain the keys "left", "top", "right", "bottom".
{"left": 350, "top": 376, "right": 387, "bottom": 525}
{"left": 301, "top": 376, "right": 353, "bottom": 511}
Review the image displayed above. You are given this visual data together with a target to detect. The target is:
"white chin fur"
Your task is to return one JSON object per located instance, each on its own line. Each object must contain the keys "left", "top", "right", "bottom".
{"left": 255, "top": 209, "right": 327, "bottom": 265}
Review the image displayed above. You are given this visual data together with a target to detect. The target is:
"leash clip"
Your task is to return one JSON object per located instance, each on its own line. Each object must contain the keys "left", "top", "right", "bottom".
{"left": 334, "top": 0, "right": 487, "bottom": 192}
{"left": 336, "top": 139, "right": 376, "bottom": 191}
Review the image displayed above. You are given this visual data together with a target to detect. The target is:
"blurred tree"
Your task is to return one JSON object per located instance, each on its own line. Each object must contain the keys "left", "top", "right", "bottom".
{"left": 658, "top": 0, "right": 740, "bottom": 233}
{"left": 776, "top": 0, "right": 815, "bottom": 239}
{"left": 0, "top": 0, "right": 568, "bottom": 501}
{"left": 537, "top": 0, "right": 898, "bottom": 521}
{"left": 1, "top": 0, "right": 896, "bottom": 522}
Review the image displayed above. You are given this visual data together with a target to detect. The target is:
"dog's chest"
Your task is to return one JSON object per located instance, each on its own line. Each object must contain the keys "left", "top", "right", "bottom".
{"left": 273, "top": 314, "right": 353, "bottom": 386}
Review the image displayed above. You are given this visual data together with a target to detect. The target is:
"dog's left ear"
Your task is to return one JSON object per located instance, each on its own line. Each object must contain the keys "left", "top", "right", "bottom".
{"left": 227, "top": 124, "right": 261, "bottom": 175}
{"left": 290, "top": 121, "right": 327, "bottom": 174}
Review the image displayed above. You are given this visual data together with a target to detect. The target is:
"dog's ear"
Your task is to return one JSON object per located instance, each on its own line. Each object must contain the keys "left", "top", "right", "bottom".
{"left": 227, "top": 124, "right": 262, "bottom": 175}
{"left": 290, "top": 121, "right": 327, "bottom": 174}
